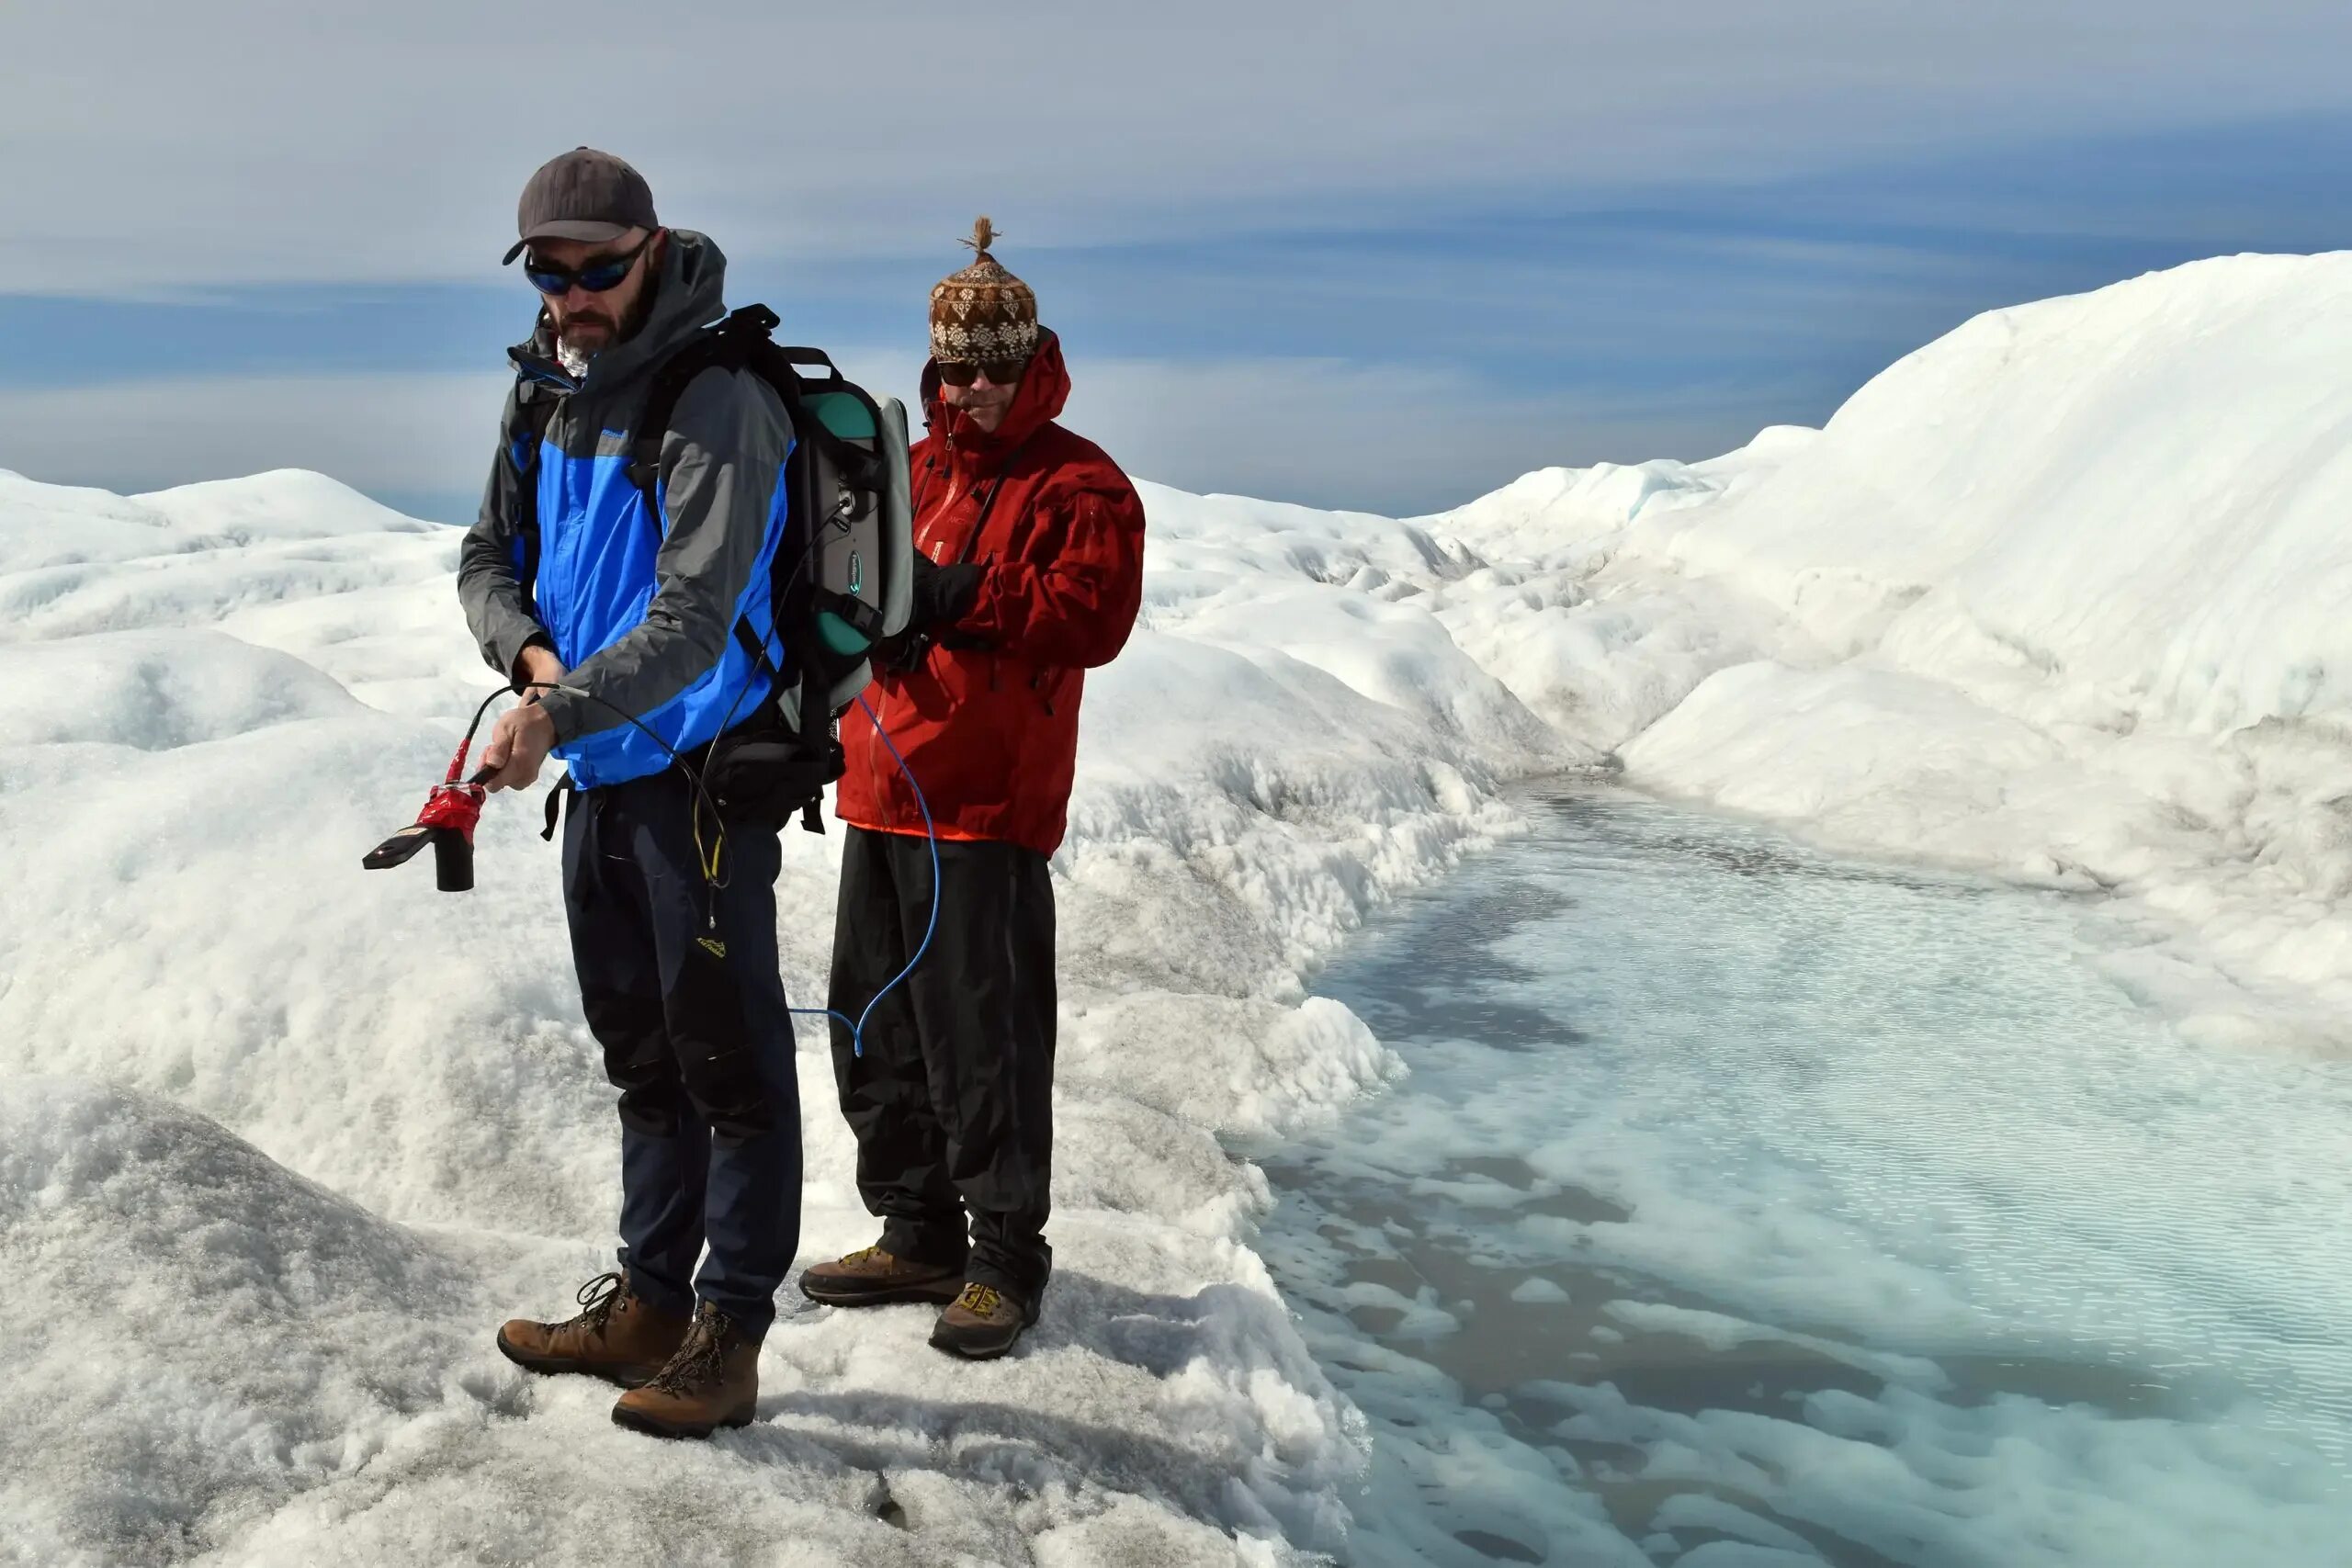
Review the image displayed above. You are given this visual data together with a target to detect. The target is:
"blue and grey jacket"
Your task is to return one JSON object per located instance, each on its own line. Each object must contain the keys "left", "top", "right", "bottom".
{"left": 458, "top": 231, "right": 792, "bottom": 788}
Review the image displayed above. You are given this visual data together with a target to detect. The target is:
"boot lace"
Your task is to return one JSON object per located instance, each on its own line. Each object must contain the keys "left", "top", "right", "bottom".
{"left": 952, "top": 1283, "right": 1001, "bottom": 1319}
{"left": 838, "top": 1246, "right": 887, "bottom": 1268}
{"left": 564, "top": 1270, "right": 626, "bottom": 1331}
{"left": 650, "top": 1303, "right": 736, "bottom": 1395}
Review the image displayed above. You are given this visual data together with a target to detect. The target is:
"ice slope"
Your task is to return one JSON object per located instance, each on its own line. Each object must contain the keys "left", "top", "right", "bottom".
{"left": 1422, "top": 251, "right": 2352, "bottom": 1051}
{"left": 0, "top": 466, "right": 1576, "bottom": 1565}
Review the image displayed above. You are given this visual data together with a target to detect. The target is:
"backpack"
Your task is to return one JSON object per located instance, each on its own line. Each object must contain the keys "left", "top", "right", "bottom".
{"left": 507, "top": 304, "right": 913, "bottom": 829}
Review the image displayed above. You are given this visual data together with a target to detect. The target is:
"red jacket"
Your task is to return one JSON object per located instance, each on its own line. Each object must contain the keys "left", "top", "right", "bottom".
{"left": 835, "top": 333, "right": 1146, "bottom": 857}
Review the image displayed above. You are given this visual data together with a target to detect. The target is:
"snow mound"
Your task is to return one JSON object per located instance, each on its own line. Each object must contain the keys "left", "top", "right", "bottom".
{"left": 0, "top": 1077, "right": 475, "bottom": 1565}
{"left": 1418, "top": 458, "right": 1724, "bottom": 567}
{"left": 0, "top": 468, "right": 461, "bottom": 656}
{"left": 0, "top": 468, "right": 202, "bottom": 575}
{"left": 1420, "top": 249, "right": 2352, "bottom": 1048}
{"left": 133, "top": 468, "right": 439, "bottom": 541}
{"left": 1642, "top": 252, "right": 2352, "bottom": 730}
{"left": 0, "top": 630, "right": 361, "bottom": 749}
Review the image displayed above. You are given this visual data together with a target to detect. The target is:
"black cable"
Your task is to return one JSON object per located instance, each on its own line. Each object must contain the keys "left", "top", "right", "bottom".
{"left": 516, "top": 681, "right": 736, "bottom": 877}
{"left": 458, "top": 686, "right": 508, "bottom": 752}
{"left": 463, "top": 679, "right": 731, "bottom": 885}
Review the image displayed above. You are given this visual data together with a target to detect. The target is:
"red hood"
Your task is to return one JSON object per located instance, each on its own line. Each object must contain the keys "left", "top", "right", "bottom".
{"left": 921, "top": 332, "right": 1071, "bottom": 470}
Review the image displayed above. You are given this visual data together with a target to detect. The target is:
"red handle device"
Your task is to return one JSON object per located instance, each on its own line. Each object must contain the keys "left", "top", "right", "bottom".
{"left": 362, "top": 739, "right": 489, "bottom": 891}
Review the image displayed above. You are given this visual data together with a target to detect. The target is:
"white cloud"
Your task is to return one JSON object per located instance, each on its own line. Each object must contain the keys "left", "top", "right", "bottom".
{"left": 0, "top": 355, "right": 1768, "bottom": 519}
{"left": 5, "top": 2, "right": 2350, "bottom": 293}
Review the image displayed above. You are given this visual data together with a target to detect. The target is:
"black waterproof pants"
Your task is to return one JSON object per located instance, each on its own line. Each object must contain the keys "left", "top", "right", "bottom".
{"left": 828, "top": 826, "right": 1057, "bottom": 1301}
{"left": 562, "top": 770, "right": 801, "bottom": 1337}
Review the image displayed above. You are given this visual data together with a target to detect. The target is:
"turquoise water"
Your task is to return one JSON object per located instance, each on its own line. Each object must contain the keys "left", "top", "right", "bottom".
{"left": 1250, "top": 791, "right": 2352, "bottom": 1567}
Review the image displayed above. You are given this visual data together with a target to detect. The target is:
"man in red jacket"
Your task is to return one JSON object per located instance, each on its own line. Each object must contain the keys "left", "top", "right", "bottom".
{"left": 800, "top": 220, "right": 1146, "bottom": 1359}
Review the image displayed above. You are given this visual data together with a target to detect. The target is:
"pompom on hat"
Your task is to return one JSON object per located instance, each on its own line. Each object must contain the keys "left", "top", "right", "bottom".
{"left": 929, "top": 217, "right": 1040, "bottom": 365}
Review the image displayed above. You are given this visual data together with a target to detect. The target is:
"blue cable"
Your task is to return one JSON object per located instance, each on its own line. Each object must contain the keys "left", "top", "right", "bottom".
{"left": 789, "top": 690, "right": 940, "bottom": 1058}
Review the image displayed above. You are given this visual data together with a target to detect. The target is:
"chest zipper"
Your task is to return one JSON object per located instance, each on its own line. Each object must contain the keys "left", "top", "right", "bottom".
{"left": 866, "top": 682, "right": 890, "bottom": 810}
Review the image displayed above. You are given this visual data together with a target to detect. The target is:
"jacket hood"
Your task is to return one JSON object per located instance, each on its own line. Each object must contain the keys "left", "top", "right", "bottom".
{"left": 510, "top": 228, "right": 729, "bottom": 398}
{"left": 922, "top": 331, "right": 1071, "bottom": 464}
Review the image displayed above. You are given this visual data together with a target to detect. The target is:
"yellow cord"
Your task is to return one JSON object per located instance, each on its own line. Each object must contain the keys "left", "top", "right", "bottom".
{"left": 693, "top": 796, "right": 726, "bottom": 885}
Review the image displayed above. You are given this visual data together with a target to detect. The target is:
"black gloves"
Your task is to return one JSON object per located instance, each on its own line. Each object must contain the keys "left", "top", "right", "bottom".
{"left": 909, "top": 551, "right": 984, "bottom": 632}
{"left": 878, "top": 554, "right": 988, "bottom": 674}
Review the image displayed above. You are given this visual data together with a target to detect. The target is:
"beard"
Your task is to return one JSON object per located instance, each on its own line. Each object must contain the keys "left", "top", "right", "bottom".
{"left": 555, "top": 309, "right": 616, "bottom": 378}
{"left": 551, "top": 276, "right": 656, "bottom": 379}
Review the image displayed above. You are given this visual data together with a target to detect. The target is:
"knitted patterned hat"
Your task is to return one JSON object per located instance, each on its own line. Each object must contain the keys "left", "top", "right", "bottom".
{"left": 929, "top": 217, "right": 1039, "bottom": 365}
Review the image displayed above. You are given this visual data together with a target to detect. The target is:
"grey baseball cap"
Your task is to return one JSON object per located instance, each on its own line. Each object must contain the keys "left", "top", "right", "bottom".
{"left": 503, "top": 147, "right": 659, "bottom": 265}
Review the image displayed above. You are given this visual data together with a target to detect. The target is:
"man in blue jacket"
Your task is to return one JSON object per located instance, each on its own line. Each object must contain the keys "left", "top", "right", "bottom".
{"left": 458, "top": 148, "right": 797, "bottom": 1440}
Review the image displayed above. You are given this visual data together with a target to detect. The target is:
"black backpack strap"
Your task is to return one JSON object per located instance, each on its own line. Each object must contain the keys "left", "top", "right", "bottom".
{"left": 626, "top": 304, "right": 782, "bottom": 519}
{"left": 506, "top": 383, "right": 559, "bottom": 614}
{"left": 539, "top": 775, "right": 576, "bottom": 841}
{"left": 624, "top": 307, "right": 831, "bottom": 748}
{"left": 772, "top": 344, "right": 845, "bottom": 382}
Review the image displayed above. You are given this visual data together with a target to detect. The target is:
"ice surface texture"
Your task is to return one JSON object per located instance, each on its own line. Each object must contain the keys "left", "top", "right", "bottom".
{"left": 1256, "top": 795, "right": 2351, "bottom": 1567}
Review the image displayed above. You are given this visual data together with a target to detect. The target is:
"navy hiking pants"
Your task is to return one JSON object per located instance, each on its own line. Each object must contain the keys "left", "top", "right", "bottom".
{"left": 562, "top": 768, "right": 801, "bottom": 1338}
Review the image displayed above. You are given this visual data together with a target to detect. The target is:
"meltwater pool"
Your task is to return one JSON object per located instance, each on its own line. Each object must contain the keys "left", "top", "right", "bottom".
{"left": 1245, "top": 791, "right": 2351, "bottom": 1568}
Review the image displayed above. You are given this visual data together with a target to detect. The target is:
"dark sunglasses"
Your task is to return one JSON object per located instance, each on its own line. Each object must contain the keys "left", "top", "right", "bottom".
{"left": 937, "top": 356, "right": 1027, "bottom": 388}
{"left": 524, "top": 233, "right": 653, "bottom": 297}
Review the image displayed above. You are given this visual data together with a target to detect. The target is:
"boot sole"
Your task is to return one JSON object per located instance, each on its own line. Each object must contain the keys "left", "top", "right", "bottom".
{"left": 495, "top": 1328, "right": 664, "bottom": 1389}
{"left": 797, "top": 1277, "right": 964, "bottom": 1308}
{"left": 928, "top": 1325, "right": 1028, "bottom": 1360}
{"left": 610, "top": 1403, "right": 756, "bottom": 1440}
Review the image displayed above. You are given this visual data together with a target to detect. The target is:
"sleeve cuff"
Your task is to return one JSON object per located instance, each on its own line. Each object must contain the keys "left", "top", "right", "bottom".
{"left": 503, "top": 631, "right": 554, "bottom": 691}
{"left": 533, "top": 682, "right": 587, "bottom": 744}
{"left": 488, "top": 624, "right": 548, "bottom": 687}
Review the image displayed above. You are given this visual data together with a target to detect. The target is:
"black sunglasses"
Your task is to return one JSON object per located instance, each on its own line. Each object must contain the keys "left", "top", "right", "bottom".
{"left": 524, "top": 233, "right": 653, "bottom": 297}
{"left": 937, "top": 356, "right": 1028, "bottom": 388}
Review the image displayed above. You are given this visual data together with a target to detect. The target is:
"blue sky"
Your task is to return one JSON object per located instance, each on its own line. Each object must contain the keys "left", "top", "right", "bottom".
{"left": 5, "top": 5, "right": 2350, "bottom": 519}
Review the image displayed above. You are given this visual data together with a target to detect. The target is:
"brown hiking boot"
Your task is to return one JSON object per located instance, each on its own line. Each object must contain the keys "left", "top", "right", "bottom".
{"left": 496, "top": 1270, "right": 690, "bottom": 1387}
{"left": 797, "top": 1244, "right": 964, "bottom": 1307}
{"left": 611, "top": 1301, "right": 760, "bottom": 1439}
{"left": 928, "top": 1281, "right": 1034, "bottom": 1359}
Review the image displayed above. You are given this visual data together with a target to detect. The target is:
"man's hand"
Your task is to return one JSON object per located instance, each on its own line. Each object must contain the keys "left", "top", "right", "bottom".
{"left": 481, "top": 695, "right": 559, "bottom": 793}
{"left": 481, "top": 641, "right": 566, "bottom": 791}
{"left": 513, "top": 641, "right": 566, "bottom": 696}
